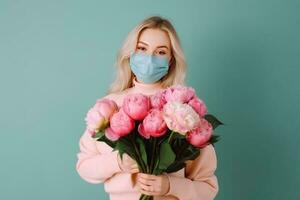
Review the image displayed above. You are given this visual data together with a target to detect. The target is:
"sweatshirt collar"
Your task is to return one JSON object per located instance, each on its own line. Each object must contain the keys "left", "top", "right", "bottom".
{"left": 131, "top": 77, "right": 164, "bottom": 95}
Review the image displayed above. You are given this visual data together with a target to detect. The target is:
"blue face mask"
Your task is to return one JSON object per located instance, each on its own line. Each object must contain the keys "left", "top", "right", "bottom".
{"left": 129, "top": 52, "right": 169, "bottom": 84}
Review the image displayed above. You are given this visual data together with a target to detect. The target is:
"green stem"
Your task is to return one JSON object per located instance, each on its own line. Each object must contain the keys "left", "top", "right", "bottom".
{"left": 167, "top": 131, "right": 175, "bottom": 143}
{"left": 129, "top": 135, "right": 147, "bottom": 172}
{"left": 149, "top": 137, "right": 157, "bottom": 173}
{"left": 139, "top": 194, "right": 152, "bottom": 200}
{"left": 139, "top": 194, "right": 144, "bottom": 200}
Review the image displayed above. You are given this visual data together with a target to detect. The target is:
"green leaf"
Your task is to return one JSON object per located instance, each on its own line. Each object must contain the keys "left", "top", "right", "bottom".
{"left": 172, "top": 132, "right": 186, "bottom": 139}
{"left": 166, "top": 162, "right": 186, "bottom": 173}
{"left": 204, "top": 114, "right": 224, "bottom": 129}
{"left": 166, "top": 137, "right": 200, "bottom": 173}
{"left": 158, "top": 140, "right": 176, "bottom": 171}
{"left": 136, "top": 137, "right": 148, "bottom": 166}
{"left": 152, "top": 158, "right": 163, "bottom": 175}
{"left": 96, "top": 134, "right": 116, "bottom": 149}
{"left": 114, "top": 137, "right": 135, "bottom": 161}
{"left": 208, "top": 135, "right": 221, "bottom": 147}
{"left": 92, "top": 131, "right": 105, "bottom": 139}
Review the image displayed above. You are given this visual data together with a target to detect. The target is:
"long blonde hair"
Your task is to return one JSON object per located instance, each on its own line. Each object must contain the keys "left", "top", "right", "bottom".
{"left": 107, "top": 15, "right": 187, "bottom": 94}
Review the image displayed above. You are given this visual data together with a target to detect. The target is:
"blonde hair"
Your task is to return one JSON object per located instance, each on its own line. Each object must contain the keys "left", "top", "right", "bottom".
{"left": 107, "top": 15, "right": 187, "bottom": 94}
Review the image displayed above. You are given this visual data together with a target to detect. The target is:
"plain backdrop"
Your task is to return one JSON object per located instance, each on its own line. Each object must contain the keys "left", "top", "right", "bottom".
{"left": 0, "top": 0, "right": 299, "bottom": 199}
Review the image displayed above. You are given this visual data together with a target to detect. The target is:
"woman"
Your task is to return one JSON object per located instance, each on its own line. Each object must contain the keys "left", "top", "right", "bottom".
{"left": 76, "top": 15, "right": 219, "bottom": 200}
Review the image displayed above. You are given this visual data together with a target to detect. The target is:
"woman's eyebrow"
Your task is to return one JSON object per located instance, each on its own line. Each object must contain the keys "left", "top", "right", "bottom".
{"left": 156, "top": 45, "right": 169, "bottom": 49}
{"left": 138, "top": 41, "right": 169, "bottom": 49}
{"left": 138, "top": 41, "right": 149, "bottom": 46}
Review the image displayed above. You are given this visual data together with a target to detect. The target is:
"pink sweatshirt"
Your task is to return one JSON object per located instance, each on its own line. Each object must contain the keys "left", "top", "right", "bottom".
{"left": 76, "top": 78, "right": 219, "bottom": 200}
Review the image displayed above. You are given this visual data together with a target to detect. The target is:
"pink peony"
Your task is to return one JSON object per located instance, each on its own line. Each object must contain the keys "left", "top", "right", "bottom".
{"left": 105, "top": 127, "right": 121, "bottom": 141}
{"left": 123, "top": 93, "right": 151, "bottom": 120}
{"left": 186, "top": 118, "right": 213, "bottom": 148}
{"left": 95, "top": 98, "right": 119, "bottom": 118}
{"left": 106, "top": 108, "right": 135, "bottom": 140}
{"left": 164, "top": 85, "right": 195, "bottom": 103}
{"left": 138, "top": 109, "right": 168, "bottom": 139}
{"left": 163, "top": 102, "right": 200, "bottom": 135}
{"left": 85, "top": 98, "right": 118, "bottom": 135}
{"left": 150, "top": 90, "right": 167, "bottom": 110}
{"left": 188, "top": 97, "right": 207, "bottom": 117}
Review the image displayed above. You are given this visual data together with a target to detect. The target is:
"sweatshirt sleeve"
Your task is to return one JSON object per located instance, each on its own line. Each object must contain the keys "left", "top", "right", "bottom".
{"left": 76, "top": 97, "right": 122, "bottom": 184}
{"left": 164, "top": 144, "right": 219, "bottom": 200}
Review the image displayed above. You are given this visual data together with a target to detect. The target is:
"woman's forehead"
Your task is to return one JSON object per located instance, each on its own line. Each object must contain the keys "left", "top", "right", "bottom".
{"left": 138, "top": 28, "right": 171, "bottom": 48}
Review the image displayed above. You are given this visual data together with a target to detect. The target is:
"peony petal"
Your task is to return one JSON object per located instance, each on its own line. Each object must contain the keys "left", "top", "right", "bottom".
{"left": 105, "top": 127, "right": 120, "bottom": 141}
{"left": 138, "top": 124, "right": 151, "bottom": 139}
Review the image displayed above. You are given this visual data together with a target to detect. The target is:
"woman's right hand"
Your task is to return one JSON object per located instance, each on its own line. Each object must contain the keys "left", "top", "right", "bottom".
{"left": 117, "top": 152, "right": 140, "bottom": 173}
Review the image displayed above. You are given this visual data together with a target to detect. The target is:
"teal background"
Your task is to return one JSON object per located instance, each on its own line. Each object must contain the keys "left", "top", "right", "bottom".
{"left": 1, "top": 0, "right": 299, "bottom": 199}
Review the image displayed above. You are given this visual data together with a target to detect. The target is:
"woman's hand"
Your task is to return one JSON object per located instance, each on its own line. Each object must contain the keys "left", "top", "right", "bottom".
{"left": 136, "top": 173, "right": 170, "bottom": 196}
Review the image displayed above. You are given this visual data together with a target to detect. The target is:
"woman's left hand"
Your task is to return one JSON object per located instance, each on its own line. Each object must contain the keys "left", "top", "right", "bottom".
{"left": 136, "top": 173, "right": 170, "bottom": 196}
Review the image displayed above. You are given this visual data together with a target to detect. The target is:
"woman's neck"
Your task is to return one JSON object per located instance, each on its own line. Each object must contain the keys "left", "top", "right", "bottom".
{"left": 131, "top": 77, "right": 164, "bottom": 95}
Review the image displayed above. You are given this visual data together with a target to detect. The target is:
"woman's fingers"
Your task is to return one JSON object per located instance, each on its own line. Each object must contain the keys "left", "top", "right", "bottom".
{"left": 139, "top": 180, "right": 154, "bottom": 191}
{"left": 136, "top": 173, "right": 170, "bottom": 196}
{"left": 137, "top": 175, "right": 155, "bottom": 186}
{"left": 138, "top": 173, "right": 157, "bottom": 180}
{"left": 137, "top": 173, "right": 160, "bottom": 195}
{"left": 140, "top": 188, "right": 158, "bottom": 196}
{"left": 140, "top": 188, "right": 152, "bottom": 196}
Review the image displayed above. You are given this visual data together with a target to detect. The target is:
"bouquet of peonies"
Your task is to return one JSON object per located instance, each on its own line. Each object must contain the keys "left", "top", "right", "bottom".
{"left": 85, "top": 85, "right": 223, "bottom": 200}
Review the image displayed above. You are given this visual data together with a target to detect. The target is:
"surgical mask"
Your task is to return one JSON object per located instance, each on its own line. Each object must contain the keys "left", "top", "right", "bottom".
{"left": 129, "top": 52, "right": 169, "bottom": 84}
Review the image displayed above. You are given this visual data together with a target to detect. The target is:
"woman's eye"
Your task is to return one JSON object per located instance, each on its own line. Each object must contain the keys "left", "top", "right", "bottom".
{"left": 137, "top": 46, "right": 146, "bottom": 51}
{"left": 158, "top": 51, "right": 166, "bottom": 55}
